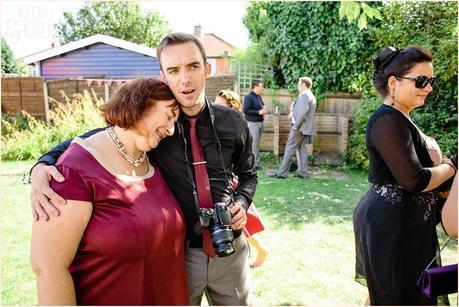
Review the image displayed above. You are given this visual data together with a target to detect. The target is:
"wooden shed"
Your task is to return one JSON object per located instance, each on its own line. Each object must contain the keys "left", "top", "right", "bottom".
{"left": 19, "top": 34, "right": 160, "bottom": 80}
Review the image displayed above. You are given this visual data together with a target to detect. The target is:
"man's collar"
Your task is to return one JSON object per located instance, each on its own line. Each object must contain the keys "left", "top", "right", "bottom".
{"left": 179, "top": 100, "right": 210, "bottom": 124}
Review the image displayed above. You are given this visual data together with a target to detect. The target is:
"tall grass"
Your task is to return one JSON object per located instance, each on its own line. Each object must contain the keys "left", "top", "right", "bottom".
{"left": 1, "top": 91, "right": 105, "bottom": 161}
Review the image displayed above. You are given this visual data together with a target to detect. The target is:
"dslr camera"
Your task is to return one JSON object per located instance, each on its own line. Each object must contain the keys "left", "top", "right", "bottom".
{"left": 197, "top": 202, "right": 235, "bottom": 257}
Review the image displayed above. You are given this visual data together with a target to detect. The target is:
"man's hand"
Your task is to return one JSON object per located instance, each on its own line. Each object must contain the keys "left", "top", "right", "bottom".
{"left": 230, "top": 202, "right": 247, "bottom": 230}
{"left": 30, "top": 164, "right": 66, "bottom": 221}
{"left": 258, "top": 107, "right": 267, "bottom": 115}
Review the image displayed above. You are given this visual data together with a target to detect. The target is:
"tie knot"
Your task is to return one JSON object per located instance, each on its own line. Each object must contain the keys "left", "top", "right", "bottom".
{"left": 189, "top": 118, "right": 197, "bottom": 128}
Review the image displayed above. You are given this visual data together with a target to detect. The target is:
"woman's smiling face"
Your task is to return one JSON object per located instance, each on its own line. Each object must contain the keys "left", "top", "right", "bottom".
{"left": 133, "top": 99, "right": 179, "bottom": 151}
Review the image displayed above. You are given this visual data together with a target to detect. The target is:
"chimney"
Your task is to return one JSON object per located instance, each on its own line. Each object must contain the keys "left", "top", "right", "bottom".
{"left": 194, "top": 24, "right": 202, "bottom": 39}
{"left": 51, "top": 41, "right": 60, "bottom": 48}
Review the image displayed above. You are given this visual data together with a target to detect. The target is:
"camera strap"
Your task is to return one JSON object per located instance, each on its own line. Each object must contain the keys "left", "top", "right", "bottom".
{"left": 206, "top": 100, "right": 234, "bottom": 197}
{"left": 176, "top": 99, "right": 234, "bottom": 217}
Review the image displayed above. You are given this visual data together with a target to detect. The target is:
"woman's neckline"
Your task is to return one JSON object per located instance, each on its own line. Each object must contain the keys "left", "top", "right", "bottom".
{"left": 72, "top": 137, "right": 155, "bottom": 181}
{"left": 383, "top": 103, "right": 414, "bottom": 122}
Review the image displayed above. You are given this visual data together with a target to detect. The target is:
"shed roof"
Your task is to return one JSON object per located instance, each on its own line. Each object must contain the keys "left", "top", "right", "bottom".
{"left": 20, "top": 34, "right": 157, "bottom": 64}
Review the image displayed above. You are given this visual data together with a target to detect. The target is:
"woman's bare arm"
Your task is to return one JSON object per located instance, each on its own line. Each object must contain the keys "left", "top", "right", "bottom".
{"left": 31, "top": 199, "right": 92, "bottom": 305}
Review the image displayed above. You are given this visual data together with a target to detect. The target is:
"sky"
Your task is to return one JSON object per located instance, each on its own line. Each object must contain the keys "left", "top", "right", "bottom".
{"left": 0, "top": 0, "right": 251, "bottom": 59}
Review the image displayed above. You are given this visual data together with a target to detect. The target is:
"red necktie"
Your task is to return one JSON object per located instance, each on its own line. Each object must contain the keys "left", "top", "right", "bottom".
{"left": 188, "top": 118, "right": 216, "bottom": 258}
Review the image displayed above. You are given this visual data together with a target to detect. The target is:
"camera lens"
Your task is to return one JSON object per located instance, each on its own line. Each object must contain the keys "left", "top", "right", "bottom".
{"left": 210, "top": 225, "right": 235, "bottom": 257}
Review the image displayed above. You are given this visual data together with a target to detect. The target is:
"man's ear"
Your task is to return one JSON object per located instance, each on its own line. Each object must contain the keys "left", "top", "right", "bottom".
{"left": 205, "top": 63, "right": 211, "bottom": 79}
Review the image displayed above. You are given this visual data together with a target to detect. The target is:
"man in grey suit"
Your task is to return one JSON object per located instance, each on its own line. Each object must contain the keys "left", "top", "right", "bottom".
{"left": 270, "top": 77, "right": 316, "bottom": 178}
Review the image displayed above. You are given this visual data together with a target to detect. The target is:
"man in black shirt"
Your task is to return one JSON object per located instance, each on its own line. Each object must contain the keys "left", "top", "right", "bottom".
{"left": 243, "top": 79, "right": 266, "bottom": 170}
{"left": 29, "top": 33, "right": 257, "bottom": 305}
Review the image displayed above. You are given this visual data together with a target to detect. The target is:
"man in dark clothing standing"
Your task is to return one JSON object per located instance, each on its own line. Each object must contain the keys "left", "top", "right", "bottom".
{"left": 243, "top": 79, "right": 266, "bottom": 170}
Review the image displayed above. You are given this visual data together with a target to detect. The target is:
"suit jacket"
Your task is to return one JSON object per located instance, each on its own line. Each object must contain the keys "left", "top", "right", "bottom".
{"left": 292, "top": 89, "right": 317, "bottom": 136}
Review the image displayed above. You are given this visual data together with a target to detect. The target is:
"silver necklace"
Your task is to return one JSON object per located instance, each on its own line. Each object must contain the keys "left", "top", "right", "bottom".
{"left": 106, "top": 126, "right": 146, "bottom": 167}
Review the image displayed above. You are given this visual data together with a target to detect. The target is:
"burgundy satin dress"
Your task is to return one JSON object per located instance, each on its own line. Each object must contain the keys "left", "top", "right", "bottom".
{"left": 50, "top": 141, "right": 189, "bottom": 305}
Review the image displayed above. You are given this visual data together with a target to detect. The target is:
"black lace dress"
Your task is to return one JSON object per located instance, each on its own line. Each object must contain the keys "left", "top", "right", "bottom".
{"left": 353, "top": 104, "right": 446, "bottom": 305}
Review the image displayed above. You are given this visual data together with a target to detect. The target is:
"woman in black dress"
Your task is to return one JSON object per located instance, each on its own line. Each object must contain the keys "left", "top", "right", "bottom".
{"left": 353, "top": 46, "right": 457, "bottom": 305}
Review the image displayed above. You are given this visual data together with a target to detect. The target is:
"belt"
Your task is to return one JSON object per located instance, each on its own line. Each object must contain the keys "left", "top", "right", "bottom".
{"left": 189, "top": 229, "right": 242, "bottom": 248}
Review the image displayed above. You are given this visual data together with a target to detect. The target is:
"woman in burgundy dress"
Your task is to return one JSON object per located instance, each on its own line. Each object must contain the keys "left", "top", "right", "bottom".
{"left": 30, "top": 78, "right": 189, "bottom": 305}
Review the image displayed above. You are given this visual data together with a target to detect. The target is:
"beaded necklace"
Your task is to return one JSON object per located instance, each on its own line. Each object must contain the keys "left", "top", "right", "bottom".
{"left": 106, "top": 126, "right": 146, "bottom": 167}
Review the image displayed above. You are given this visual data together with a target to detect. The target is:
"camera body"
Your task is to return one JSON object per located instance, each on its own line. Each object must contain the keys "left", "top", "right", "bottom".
{"left": 198, "top": 202, "right": 235, "bottom": 257}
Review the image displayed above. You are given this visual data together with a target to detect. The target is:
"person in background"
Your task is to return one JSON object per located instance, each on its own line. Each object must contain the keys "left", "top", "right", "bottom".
{"left": 243, "top": 79, "right": 266, "bottom": 170}
{"left": 216, "top": 89, "right": 269, "bottom": 268}
{"left": 353, "top": 45, "right": 457, "bottom": 305}
{"left": 269, "top": 77, "right": 316, "bottom": 179}
{"left": 30, "top": 78, "right": 188, "bottom": 305}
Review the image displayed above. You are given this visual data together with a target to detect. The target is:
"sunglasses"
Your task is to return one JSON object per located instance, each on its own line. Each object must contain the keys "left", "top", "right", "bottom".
{"left": 396, "top": 75, "right": 437, "bottom": 89}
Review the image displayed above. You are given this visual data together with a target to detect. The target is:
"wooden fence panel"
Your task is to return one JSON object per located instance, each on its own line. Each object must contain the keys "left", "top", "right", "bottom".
{"left": 77, "top": 80, "right": 106, "bottom": 99}
{"left": 1, "top": 77, "right": 44, "bottom": 116}
{"left": 1, "top": 77, "right": 22, "bottom": 114}
{"left": 260, "top": 113, "right": 349, "bottom": 156}
{"left": 205, "top": 75, "right": 237, "bottom": 101}
{"left": 20, "top": 78, "right": 45, "bottom": 116}
{"left": 47, "top": 80, "right": 78, "bottom": 105}
{"left": 317, "top": 92, "right": 361, "bottom": 117}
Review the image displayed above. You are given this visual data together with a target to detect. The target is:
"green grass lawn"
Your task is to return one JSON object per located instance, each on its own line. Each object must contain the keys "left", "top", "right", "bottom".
{"left": 1, "top": 159, "right": 457, "bottom": 305}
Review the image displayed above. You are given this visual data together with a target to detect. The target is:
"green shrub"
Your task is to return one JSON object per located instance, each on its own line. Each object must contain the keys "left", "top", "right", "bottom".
{"left": 346, "top": 96, "right": 380, "bottom": 170}
{"left": 1, "top": 114, "right": 29, "bottom": 137}
{"left": 243, "top": 1, "right": 380, "bottom": 101}
{"left": 1, "top": 91, "right": 105, "bottom": 161}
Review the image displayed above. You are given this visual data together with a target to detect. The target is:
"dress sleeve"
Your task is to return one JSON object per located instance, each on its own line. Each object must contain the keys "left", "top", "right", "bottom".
{"left": 50, "top": 164, "right": 92, "bottom": 202}
{"left": 370, "top": 113, "right": 431, "bottom": 193}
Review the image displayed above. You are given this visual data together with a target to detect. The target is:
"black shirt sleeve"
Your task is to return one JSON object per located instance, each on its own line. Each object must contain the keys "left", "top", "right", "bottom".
{"left": 232, "top": 115, "right": 258, "bottom": 209}
{"left": 369, "top": 113, "right": 431, "bottom": 193}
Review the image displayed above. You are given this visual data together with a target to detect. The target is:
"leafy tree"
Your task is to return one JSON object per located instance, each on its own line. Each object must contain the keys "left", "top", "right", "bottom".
{"left": 234, "top": 43, "right": 269, "bottom": 65}
{"left": 1, "top": 39, "right": 23, "bottom": 74}
{"left": 243, "top": 1, "right": 381, "bottom": 99}
{"left": 339, "top": 1, "right": 382, "bottom": 30}
{"left": 55, "top": 1, "right": 171, "bottom": 47}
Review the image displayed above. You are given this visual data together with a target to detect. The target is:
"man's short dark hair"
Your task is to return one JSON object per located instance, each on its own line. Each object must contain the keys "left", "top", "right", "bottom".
{"left": 251, "top": 79, "right": 262, "bottom": 89}
{"left": 156, "top": 33, "right": 207, "bottom": 71}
